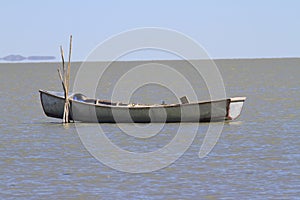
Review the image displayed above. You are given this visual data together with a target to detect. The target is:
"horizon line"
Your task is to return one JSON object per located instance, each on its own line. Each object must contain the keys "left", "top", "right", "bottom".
{"left": 0, "top": 56, "right": 299, "bottom": 64}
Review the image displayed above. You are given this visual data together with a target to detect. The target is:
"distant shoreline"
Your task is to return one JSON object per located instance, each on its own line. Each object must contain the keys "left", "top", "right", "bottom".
{"left": 0, "top": 55, "right": 56, "bottom": 62}
{"left": 0, "top": 57, "right": 299, "bottom": 64}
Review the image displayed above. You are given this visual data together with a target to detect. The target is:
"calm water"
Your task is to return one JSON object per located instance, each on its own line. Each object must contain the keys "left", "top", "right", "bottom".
{"left": 0, "top": 59, "right": 299, "bottom": 199}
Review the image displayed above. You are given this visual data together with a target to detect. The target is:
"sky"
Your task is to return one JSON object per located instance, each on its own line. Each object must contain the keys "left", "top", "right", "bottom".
{"left": 0, "top": 0, "right": 300, "bottom": 61}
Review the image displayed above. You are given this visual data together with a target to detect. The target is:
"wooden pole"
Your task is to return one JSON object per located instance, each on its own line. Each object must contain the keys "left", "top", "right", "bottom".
{"left": 67, "top": 35, "right": 72, "bottom": 92}
{"left": 57, "top": 67, "right": 66, "bottom": 95}
{"left": 60, "top": 46, "right": 65, "bottom": 80}
{"left": 58, "top": 35, "right": 72, "bottom": 123}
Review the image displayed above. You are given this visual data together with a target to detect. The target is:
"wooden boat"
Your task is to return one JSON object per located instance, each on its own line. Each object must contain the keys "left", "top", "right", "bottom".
{"left": 39, "top": 90, "right": 246, "bottom": 123}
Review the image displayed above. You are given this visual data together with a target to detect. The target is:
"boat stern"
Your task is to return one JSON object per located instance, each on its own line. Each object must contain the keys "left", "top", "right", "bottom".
{"left": 227, "top": 97, "right": 246, "bottom": 120}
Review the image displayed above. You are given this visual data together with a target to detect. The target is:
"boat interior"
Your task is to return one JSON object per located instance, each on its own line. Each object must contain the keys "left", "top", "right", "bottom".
{"left": 70, "top": 93, "right": 183, "bottom": 107}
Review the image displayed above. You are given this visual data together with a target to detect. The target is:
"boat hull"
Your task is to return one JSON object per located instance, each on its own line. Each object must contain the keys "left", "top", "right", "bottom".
{"left": 39, "top": 90, "right": 246, "bottom": 123}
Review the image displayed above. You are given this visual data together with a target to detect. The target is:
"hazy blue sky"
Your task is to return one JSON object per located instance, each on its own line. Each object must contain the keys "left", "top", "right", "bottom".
{"left": 1, "top": 0, "right": 299, "bottom": 60}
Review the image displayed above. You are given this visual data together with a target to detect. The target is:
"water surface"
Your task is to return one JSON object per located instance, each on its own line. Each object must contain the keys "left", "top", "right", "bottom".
{"left": 0, "top": 59, "right": 299, "bottom": 199}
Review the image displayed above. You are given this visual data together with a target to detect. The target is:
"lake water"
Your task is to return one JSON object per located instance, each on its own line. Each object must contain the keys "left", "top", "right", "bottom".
{"left": 0, "top": 58, "right": 299, "bottom": 199}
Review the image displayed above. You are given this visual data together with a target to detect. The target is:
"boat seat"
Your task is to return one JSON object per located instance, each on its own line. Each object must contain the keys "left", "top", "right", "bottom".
{"left": 180, "top": 96, "right": 189, "bottom": 104}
